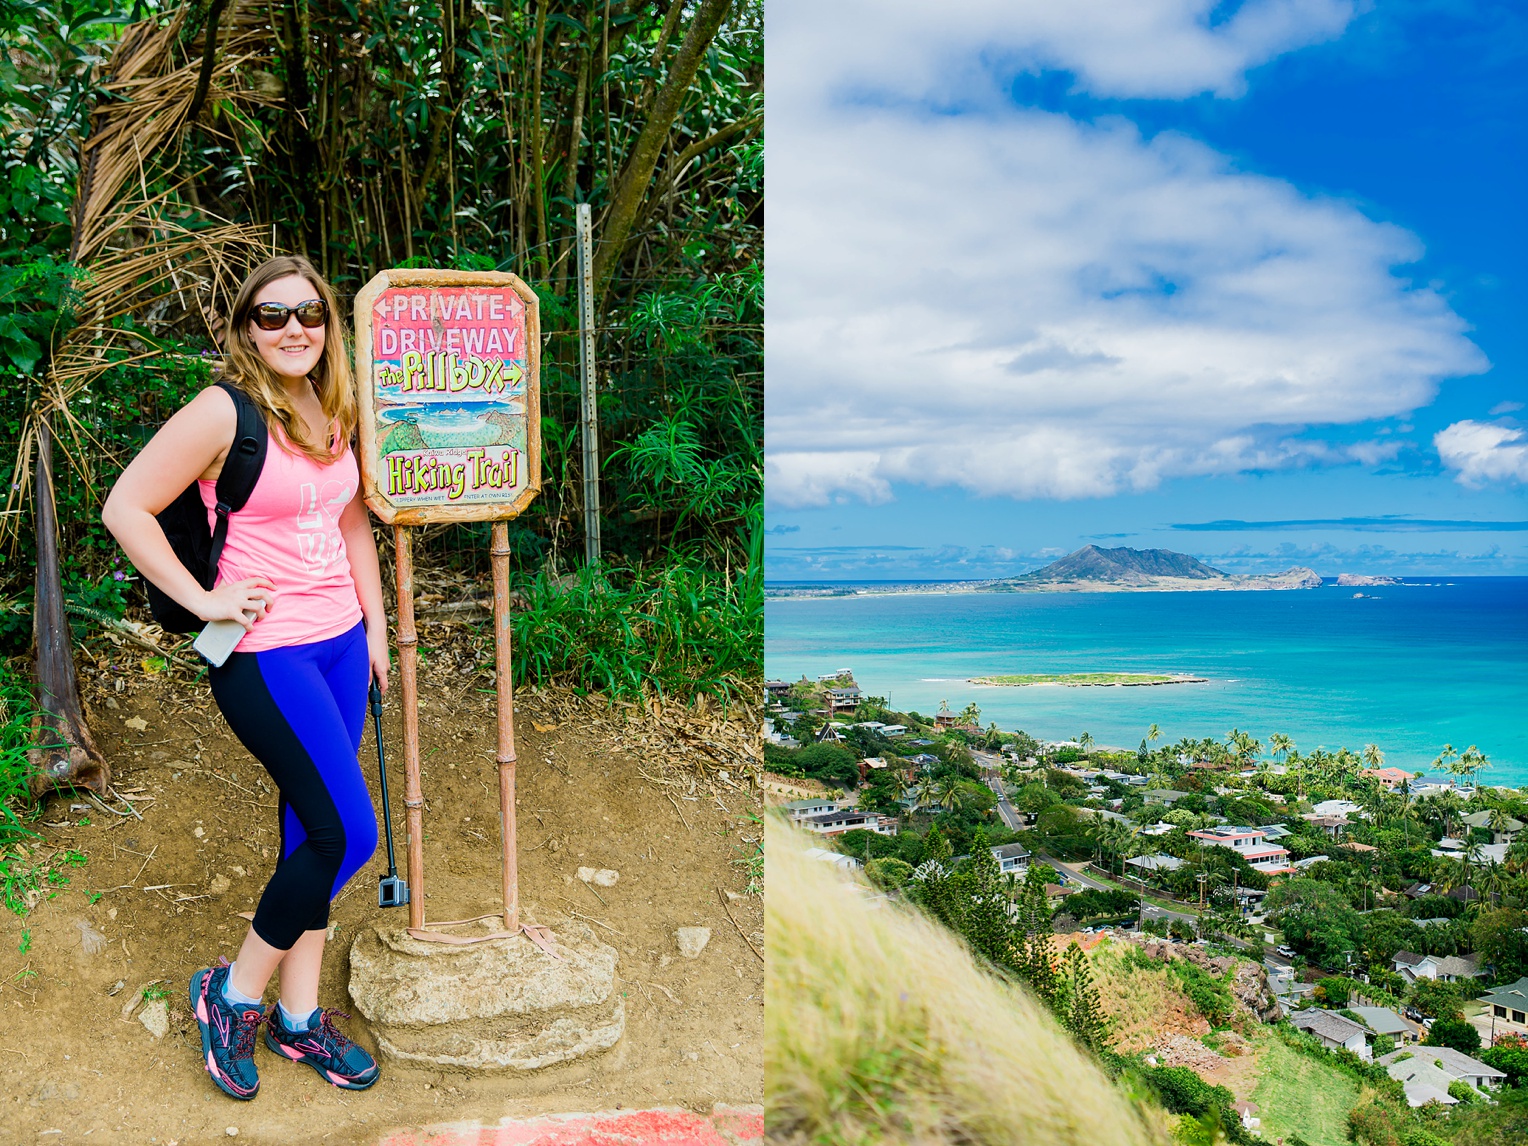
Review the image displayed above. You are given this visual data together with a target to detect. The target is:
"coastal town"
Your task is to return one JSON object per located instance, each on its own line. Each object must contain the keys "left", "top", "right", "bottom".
{"left": 766, "top": 669, "right": 1528, "bottom": 1143}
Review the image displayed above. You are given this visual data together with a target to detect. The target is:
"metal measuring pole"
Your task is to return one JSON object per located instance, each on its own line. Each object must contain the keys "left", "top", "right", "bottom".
{"left": 576, "top": 202, "right": 601, "bottom": 566}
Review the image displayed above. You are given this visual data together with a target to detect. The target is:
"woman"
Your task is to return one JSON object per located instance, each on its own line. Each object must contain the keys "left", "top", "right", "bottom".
{"left": 103, "top": 256, "right": 387, "bottom": 1100}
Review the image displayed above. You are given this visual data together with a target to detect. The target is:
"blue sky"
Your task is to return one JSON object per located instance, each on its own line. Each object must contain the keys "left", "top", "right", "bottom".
{"left": 765, "top": 1, "right": 1527, "bottom": 580}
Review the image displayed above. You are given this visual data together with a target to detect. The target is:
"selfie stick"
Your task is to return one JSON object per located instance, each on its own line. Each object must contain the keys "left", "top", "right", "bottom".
{"left": 370, "top": 680, "right": 410, "bottom": 908}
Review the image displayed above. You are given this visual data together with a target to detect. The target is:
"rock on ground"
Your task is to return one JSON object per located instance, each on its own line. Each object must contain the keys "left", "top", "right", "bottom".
{"left": 138, "top": 998, "right": 169, "bottom": 1039}
{"left": 676, "top": 926, "right": 711, "bottom": 959}
{"left": 348, "top": 920, "right": 623, "bottom": 1071}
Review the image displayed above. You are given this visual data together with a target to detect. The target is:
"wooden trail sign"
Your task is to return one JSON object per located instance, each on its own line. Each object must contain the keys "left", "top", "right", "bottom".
{"left": 354, "top": 268, "right": 547, "bottom": 949}
{"left": 355, "top": 269, "right": 541, "bottom": 525}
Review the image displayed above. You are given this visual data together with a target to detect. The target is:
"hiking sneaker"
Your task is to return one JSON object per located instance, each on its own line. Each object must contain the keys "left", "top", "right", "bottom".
{"left": 264, "top": 1007, "right": 379, "bottom": 1090}
{"left": 190, "top": 961, "right": 263, "bottom": 1100}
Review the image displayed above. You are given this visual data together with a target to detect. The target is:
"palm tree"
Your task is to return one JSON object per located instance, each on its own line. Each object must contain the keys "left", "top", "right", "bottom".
{"left": 1269, "top": 733, "right": 1294, "bottom": 763}
{"left": 914, "top": 775, "right": 939, "bottom": 813}
{"left": 1461, "top": 745, "right": 1489, "bottom": 793}
{"left": 1076, "top": 731, "right": 1093, "bottom": 757}
{"left": 1398, "top": 777, "right": 1413, "bottom": 847}
{"left": 1434, "top": 790, "right": 1465, "bottom": 839}
{"left": 1488, "top": 806, "right": 1516, "bottom": 842}
{"left": 1226, "top": 729, "right": 1260, "bottom": 769}
{"left": 1434, "top": 743, "right": 1461, "bottom": 788}
{"left": 1147, "top": 723, "right": 1161, "bottom": 745}
{"left": 1084, "top": 817, "right": 1109, "bottom": 868}
{"left": 1104, "top": 820, "right": 1134, "bottom": 877}
{"left": 1125, "top": 830, "right": 1155, "bottom": 929}
{"left": 1362, "top": 743, "right": 1385, "bottom": 770}
{"left": 935, "top": 775, "right": 965, "bottom": 814}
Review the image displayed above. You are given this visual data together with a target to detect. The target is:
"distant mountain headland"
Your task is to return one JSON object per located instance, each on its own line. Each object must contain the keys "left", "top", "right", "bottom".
{"left": 983, "top": 545, "right": 1322, "bottom": 593}
{"left": 1335, "top": 573, "right": 1401, "bottom": 587}
{"left": 765, "top": 545, "right": 1324, "bottom": 598}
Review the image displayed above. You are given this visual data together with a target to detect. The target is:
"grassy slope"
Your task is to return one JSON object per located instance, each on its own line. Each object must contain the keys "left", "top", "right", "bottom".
{"left": 766, "top": 818, "right": 1168, "bottom": 1146}
{"left": 1087, "top": 943, "right": 1211, "bottom": 1052}
{"left": 1251, "top": 1033, "right": 1361, "bottom": 1146}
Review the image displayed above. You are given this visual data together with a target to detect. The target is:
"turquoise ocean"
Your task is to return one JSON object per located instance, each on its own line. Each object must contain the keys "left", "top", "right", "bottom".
{"left": 764, "top": 578, "right": 1528, "bottom": 786}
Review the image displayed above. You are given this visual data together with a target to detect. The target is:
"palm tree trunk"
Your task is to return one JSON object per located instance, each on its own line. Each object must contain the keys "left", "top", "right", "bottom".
{"left": 29, "top": 414, "right": 109, "bottom": 798}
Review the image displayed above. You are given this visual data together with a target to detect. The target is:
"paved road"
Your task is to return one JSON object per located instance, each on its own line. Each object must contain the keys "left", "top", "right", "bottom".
{"left": 985, "top": 774, "right": 1024, "bottom": 831}
{"left": 1044, "top": 855, "right": 1206, "bottom": 924}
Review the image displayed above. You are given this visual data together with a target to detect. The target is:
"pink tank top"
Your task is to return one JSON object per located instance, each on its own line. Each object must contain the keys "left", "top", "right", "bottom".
{"left": 199, "top": 423, "right": 364, "bottom": 653}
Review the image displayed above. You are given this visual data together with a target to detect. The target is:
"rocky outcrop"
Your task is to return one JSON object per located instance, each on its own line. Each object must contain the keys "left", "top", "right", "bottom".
{"left": 1122, "top": 934, "right": 1282, "bottom": 1025}
{"left": 1336, "top": 574, "right": 1401, "bottom": 587}
{"left": 1231, "top": 959, "right": 1283, "bottom": 1023}
{"left": 1256, "top": 566, "right": 1322, "bottom": 589}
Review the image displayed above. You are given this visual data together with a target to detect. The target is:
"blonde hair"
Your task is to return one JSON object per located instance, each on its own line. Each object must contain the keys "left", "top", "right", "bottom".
{"left": 221, "top": 256, "right": 356, "bottom": 463}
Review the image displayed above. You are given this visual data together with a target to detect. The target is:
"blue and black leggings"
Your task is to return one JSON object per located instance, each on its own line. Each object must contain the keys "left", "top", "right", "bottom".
{"left": 209, "top": 621, "right": 377, "bottom": 951}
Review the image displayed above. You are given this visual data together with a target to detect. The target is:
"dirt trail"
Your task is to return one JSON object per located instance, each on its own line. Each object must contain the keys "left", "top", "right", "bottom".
{"left": 1, "top": 660, "right": 763, "bottom": 1144}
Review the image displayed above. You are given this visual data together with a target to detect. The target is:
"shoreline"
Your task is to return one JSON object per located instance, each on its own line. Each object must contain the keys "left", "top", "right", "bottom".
{"left": 969, "top": 673, "right": 1210, "bottom": 688}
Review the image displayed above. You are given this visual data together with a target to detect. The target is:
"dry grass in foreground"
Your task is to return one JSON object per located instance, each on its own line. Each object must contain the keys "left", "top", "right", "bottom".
{"left": 766, "top": 818, "right": 1168, "bottom": 1145}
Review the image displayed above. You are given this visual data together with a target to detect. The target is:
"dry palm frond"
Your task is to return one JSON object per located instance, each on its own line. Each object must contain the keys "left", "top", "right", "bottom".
{"left": 4, "top": 0, "right": 283, "bottom": 540}
{"left": 72, "top": 2, "right": 283, "bottom": 264}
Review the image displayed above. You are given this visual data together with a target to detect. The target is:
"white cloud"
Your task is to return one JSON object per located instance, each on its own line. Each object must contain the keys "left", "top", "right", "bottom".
{"left": 765, "top": 2, "right": 1487, "bottom": 508}
{"left": 1435, "top": 420, "right": 1528, "bottom": 486}
{"left": 772, "top": 0, "right": 1359, "bottom": 105}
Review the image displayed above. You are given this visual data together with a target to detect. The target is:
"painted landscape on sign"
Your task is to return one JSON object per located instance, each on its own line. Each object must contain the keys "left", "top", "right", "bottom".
{"left": 368, "top": 285, "right": 531, "bottom": 509}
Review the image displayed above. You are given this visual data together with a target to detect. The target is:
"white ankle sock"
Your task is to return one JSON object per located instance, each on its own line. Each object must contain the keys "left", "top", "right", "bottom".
{"left": 221, "top": 966, "right": 263, "bottom": 1008}
{"left": 278, "top": 1001, "right": 317, "bottom": 1031}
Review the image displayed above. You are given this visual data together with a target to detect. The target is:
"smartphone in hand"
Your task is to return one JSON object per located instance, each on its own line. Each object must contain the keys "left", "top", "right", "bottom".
{"left": 192, "top": 617, "right": 249, "bottom": 667}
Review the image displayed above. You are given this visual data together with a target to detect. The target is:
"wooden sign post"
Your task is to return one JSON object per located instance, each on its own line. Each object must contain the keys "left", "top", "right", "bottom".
{"left": 354, "top": 269, "right": 541, "bottom": 944}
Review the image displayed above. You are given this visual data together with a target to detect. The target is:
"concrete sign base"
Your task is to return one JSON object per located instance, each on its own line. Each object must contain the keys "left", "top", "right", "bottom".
{"left": 348, "top": 920, "right": 623, "bottom": 1070}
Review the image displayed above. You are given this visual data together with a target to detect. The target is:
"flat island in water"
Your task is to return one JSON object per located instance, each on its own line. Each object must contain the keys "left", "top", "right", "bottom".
{"left": 971, "top": 672, "right": 1208, "bottom": 687}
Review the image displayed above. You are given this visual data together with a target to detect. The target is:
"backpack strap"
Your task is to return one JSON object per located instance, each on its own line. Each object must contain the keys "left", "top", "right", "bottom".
{"left": 204, "top": 381, "right": 269, "bottom": 590}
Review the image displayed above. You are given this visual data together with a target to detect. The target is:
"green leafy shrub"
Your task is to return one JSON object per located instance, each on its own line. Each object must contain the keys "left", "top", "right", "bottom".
{"left": 1479, "top": 1043, "right": 1528, "bottom": 1088}
{"left": 1141, "top": 1064, "right": 1233, "bottom": 1118}
{"left": 1317, "top": 976, "right": 1352, "bottom": 1008}
{"left": 865, "top": 857, "right": 915, "bottom": 892}
{"left": 1168, "top": 958, "right": 1234, "bottom": 1026}
{"left": 1424, "top": 1017, "right": 1481, "bottom": 1054}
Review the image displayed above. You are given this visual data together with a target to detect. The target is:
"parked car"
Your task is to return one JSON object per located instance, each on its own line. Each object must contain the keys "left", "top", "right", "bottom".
{"left": 1276, "top": 944, "right": 1296, "bottom": 958}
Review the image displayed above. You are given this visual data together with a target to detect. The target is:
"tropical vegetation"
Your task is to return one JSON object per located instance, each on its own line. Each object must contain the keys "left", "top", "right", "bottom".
{"left": 769, "top": 670, "right": 1528, "bottom": 1143}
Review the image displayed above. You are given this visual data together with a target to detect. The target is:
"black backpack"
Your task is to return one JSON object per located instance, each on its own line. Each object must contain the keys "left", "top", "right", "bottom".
{"left": 143, "top": 381, "right": 269, "bottom": 633}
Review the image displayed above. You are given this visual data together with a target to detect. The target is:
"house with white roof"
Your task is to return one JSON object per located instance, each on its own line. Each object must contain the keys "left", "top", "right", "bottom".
{"left": 1312, "top": 799, "right": 1363, "bottom": 818}
{"left": 803, "top": 847, "right": 859, "bottom": 871}
{"left": 1383, "top": 1057, "right": 1461, "bottom": 1107}
{"left": 1430, "top": 839, "right": 1509, "bottom": 865}
{"left": 1348, "top": 1006, "right": 1420, "bottom": 1045}
{"left": 1460, "top": 811, "right": 1521, "bottom": 843}
{"left": 1186, "top": 825, "right": 1296, "bottom": 873}
{"left": 784, "top": 797, "right": 840, "bottom": 820}
{"left": 1383, "top": 1046, "right": 1505, "bottom": 1092}
{"left": 1391, "top": 951, "right": 1484, "bottom": 984}
{"left": 1126, "top": 853, "right": 1183, "bottom": 873}
{"left": 1291, "top": 1010, "right": 1370, "bottom": 1059}
{"left": 798, "top": 809, "right": 898, "bottom": 837}
{"left": 989, "top": 843, "right": 1031, "bottom": 879}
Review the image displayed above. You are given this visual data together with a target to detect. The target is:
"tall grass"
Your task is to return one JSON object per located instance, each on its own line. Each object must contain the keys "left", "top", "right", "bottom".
{"left": 509, "top": 561, "right": 759, "bottom": 704}
{"left": 0, "top": 660, "right": 37, "bottom": 840}
{"left": 1, "top": 658, "right": 46, "bottom": 915}
{"left": 766, "top": 817, "right": 1167, "bottom": 1146}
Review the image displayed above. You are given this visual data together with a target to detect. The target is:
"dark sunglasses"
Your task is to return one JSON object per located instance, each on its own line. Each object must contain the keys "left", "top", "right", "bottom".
{"left": 249, "top": 298, "right": 328, "bottom": 331}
